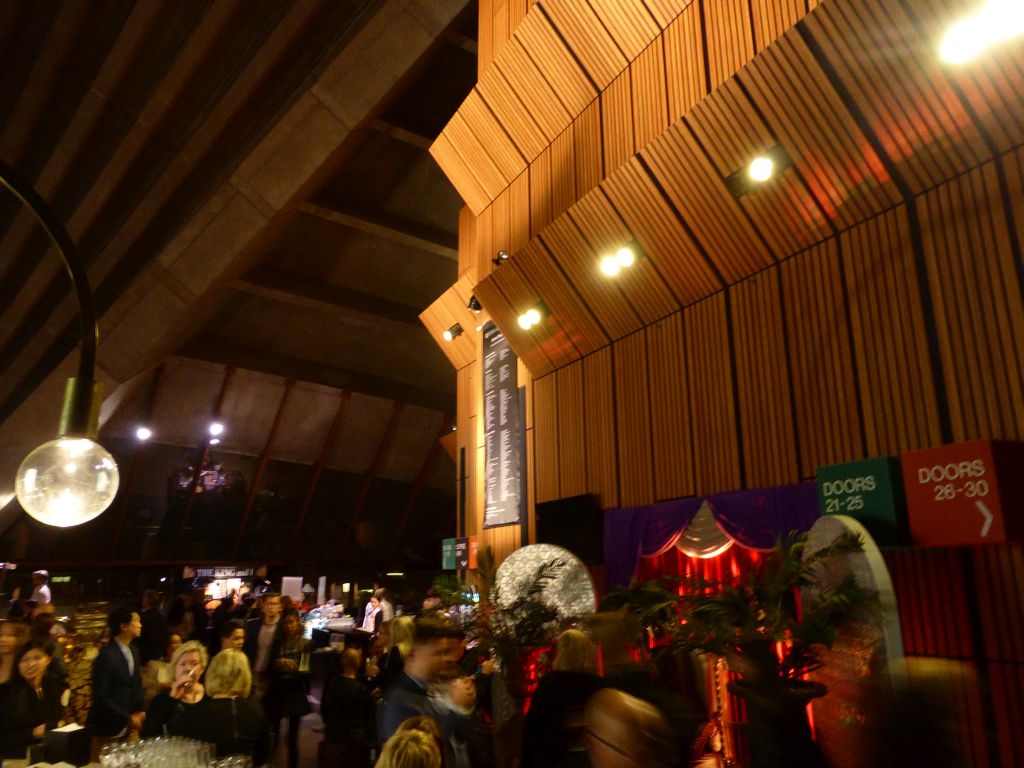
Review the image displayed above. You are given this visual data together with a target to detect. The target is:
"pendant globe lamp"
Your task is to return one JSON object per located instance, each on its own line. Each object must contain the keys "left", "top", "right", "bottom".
{"left": 1, "top": 160, "right": 119, "bottom": 527}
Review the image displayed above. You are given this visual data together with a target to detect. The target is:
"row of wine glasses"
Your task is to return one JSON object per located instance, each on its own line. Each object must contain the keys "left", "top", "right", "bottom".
{"left": 99, "top": 737, "right": 252, "bottom": 768}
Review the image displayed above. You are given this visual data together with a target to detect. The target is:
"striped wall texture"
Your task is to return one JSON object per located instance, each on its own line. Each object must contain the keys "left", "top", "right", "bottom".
{"left": 424, "top": 0, "right": 1024, "bottom": 530}
{"left": 422, "top": 0, "right": 1024, "bottom": 759}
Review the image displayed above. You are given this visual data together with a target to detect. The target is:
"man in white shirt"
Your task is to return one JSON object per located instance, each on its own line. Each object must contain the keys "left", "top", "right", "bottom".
{"left": 31, "top": 569, "right": 51, "bottom": 605}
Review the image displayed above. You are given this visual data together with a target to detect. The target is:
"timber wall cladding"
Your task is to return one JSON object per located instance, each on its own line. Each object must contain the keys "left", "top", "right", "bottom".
{"left": 530, "top": 155, "right": 1024, "bottom": 507}
{"left": 464, "top": 0, "right": 1024, "bottom": 352}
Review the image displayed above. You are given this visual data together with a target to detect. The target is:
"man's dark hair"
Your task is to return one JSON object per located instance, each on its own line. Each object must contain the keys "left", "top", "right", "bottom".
{"left": 107, "top": 606, "right": 136, "bottom": 638}
{"left": 412, "top": 615, "right": 462, "bottom": 645}
{"left": 219, "top": 619, "right": 245, "bottom": 639}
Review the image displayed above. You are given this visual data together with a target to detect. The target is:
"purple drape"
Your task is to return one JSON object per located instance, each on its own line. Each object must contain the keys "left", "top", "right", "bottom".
{"left": 603, "top": 482, "right": 820, "bottom": 587}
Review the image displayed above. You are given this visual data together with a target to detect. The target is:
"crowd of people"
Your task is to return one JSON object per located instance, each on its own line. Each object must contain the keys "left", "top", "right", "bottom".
{"left": 0, "top": 575, "right": 700, "bottom": 768}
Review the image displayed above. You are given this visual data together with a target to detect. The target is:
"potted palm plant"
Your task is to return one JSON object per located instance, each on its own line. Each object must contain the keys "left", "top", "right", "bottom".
{"left": 607, "top": 530, "right": 876, "bottom": 768}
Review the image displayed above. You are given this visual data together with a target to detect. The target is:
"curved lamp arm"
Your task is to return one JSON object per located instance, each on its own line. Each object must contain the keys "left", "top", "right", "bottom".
{"left": 0, "top": 159, "right": 98, "bottom": 436}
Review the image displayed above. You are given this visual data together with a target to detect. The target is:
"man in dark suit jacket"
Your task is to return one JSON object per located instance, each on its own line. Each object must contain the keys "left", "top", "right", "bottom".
{"left": 243, "top": 593, "right": 284, "bottom": 695}
{"left": 88, "top": 607, "right": 146, "bottom": 747}
{"left": 378, "top": 615, "right": 465, "bottom": 764}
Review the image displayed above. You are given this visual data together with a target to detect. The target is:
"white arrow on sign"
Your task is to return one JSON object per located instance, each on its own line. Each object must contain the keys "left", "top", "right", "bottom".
{"left": 976, "top": 500, "right": 994, "bottom": 537}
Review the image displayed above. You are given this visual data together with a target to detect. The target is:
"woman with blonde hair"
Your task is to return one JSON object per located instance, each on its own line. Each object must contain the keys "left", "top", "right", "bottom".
{"left": 522, "top": 628, "right": 604, "bottom": 768}
{"left": 368, "top": 615, "right": 414, "bottom": 695}
{"left": 170, "top": 649, "right": 271, "bottom": 765}
{"left": 142, "top": 640, "right": 207, "bottom": 737}
{"left": 378, "top": 727, "right": 442, "bottom": 768}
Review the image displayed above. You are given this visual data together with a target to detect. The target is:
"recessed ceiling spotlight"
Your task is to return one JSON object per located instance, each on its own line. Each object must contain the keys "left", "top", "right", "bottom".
{"left": 442, "top": 323, "right": 463, "bottom": 341}
{"left": 135, "top": 426, "right": 152, "bottom": 442}
{"left": 599, "top": 255, "right": 621, "bottom": 277}
{"left": 598, "top": 241, "right": 642, "bottom": 278}
{"left": 467, "top": 295, "right": 482, "bottom": 312}
{"left": 517, "top": 304, "right": 546, "bottom": 330}
{"left": 940, "top": 0, "right": 1024, "bottom": 64}
{"left": 492, "top": 250, "right": 509, "bottom": 267}
{"left": 726, "top": 146, "right": 790, "bottom": 197}
{"left": 208, "top": 422, "right": 224, "bottom": 437}
{"left": 748, "top": 155, "right": 775, "bottom": 182}
{"left": 210, "top": 438, "right": 221, "bottom": 445}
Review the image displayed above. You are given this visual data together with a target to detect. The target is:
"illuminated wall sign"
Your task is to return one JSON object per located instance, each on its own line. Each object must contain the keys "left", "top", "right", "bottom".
{"left": 482, "top": 322, "right": 524, "bottom": 528}
{"left": 442, "top": 538, "right": 457, "bottom": 571}
{"left": 816, "top": 456, "right": 905, "bottom": 546}
{"left": 900, "top": 440, "right": 1024, "bottom": 547}
{"left": 194, "top": 567, "right": 254, "bottom": 579}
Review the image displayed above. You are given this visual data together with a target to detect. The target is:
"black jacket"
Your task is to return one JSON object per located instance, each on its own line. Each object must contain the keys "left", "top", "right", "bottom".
{"left": 0, "top": 677, "right": 66, "bottom": 759}
{"left": 87, "top": 641, "right": 145, "bottom": 737}
{"left": 242, "top": 618, "right": 284, "bottom": 677}
{"left": 170, "top": 696, "right": 272, "bottom": 766}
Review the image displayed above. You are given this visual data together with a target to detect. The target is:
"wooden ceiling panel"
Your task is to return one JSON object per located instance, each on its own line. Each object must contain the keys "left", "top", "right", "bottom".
{"left": 538, "top": 214, "right": 640, "bottom": 339}
{"left": 600, "top": 158, "right": 723, "bottom": 304}
{"left": 917, "top": 0, "right": 1024, "bottom": 154}
{"left": 514, "top": 8, "right": 597, "bottom": 117}
{"left": 515, "top": 239, "right": 609, "bottom": 359}
{"left": 703, "top": 0, "right": 756, "bottom": 90}
{"left": 529, "top": 144, "right": 554, "bottom": 234}
{"left": 601, "top": 69, "right": 635, "bottom": 175}
{"left": 508, "top": 171, "right": 531, "bottom": 253}
{"left": 505, "top": 247, "right": 589, "bottom": 369}
{"left": 476, "top": 69, "right": 550, "bottom": 161}
{"left": 584, "top": 0, "right": 661, "bottom": 61}
{"left": 750, "top": 0, "right": 807, "bottom": 53}
{"left": 803, "top": 0, "right": 991, "bottom": 195}
{"left": 494, "top": 37, "right": 573, "bottom": 142}
{"left": 551, "top": 123, "right": 578, "bottom": 219}
{"left": 738, "top": 30, "right": 902, "bottom": 230}
{"left": 441, "top": 111, "right": 511, "bottom": 200}
{"left": 568, "top": 190, "right": 680, "bottom": 324}
{"left": 490, "top": 187, "right": 511, "bottom": 255}
{"left": 631, "top": 36, "right": 670, "bottom": 151}
{"left": 572, "top": 101, "right": 603, "bottom": 201}
{"left": 641, "top": 122, "right": 776, "bottom": 279}
{"left": 457, "top": 93, "right": 526, "bottom": 187}
{"left": 687, "top": 78, "right": 831, "bottom": 255}
{"left": 430, "top": 132, "right": 493, "bottom": 214}
{"left": 542, "top": 0, "right": 631, "bottom": 89}
{"left": 663, "top": 3, "right": 707, "bottom": 123}
{"left": 643, "top": 0, "right": 696, "bottom": 29}
{"left": 472, "top": 259, "right": 559, "bottom": 376}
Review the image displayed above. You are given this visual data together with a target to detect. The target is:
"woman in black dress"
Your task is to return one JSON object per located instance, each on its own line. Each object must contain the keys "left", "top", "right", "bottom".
{"left": 262, "top": 611, "right": 312, "bottom": 768}
{"left": 142, "top": 640, "right": 207, "bottom": 737}
{"left": 170, "top": 649, "right": 272, "bottom": 766}
{"left": 0, "top": 638, "right": 68, "bottom": 759}
{"left": 521, "top": 629, "right": 605, "bottom": 768}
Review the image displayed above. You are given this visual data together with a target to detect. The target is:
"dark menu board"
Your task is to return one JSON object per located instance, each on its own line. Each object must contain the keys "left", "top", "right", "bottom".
{"left": 483, "top": 322, "right": 522, "bottom": 528}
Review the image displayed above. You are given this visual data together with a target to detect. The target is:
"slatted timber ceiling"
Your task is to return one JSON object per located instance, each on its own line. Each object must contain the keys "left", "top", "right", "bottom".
{"left": 439, "top": 0, "right": 808, "bottom": 216}
{"left": 420, "top": 274, "right": 481, "bottom": 371}
{"left": 457, "top": 0, "right": 1024, "bottom": 384}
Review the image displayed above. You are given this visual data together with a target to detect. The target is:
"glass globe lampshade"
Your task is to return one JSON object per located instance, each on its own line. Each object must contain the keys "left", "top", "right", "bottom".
{"left": 15, "top": 437, "right": 119, "bottom": 527}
